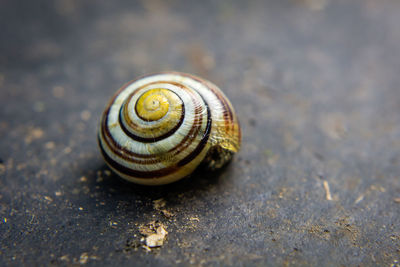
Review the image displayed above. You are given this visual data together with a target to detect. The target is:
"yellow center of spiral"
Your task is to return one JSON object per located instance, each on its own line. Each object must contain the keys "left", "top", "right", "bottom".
{"left": 135, "top": 89, "right": 171, "bottom": 121}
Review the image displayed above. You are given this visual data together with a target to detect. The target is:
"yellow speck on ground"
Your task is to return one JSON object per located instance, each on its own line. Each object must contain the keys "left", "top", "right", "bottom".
{"left": 189, "top": 217, "right": 200, "bottom": 222}
{"left": 59, "top": 255, "right": 69, "bottom": 261}
{"left": 79, "top": 252, "right": 89, "bottom": 264}
{"left": 44, "top": 196, "right": 53, "bottom": 202}
{"left": 109, "top": 221, "right": 118, "bottom": 226}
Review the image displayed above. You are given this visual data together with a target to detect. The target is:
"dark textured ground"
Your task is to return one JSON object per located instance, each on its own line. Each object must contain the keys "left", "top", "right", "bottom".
{"left": 1, "top": 0, "right": 400, "bottom": 266}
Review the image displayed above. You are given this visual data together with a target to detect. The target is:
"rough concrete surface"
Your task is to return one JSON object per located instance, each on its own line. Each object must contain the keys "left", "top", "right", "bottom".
{"left": 0, "top": 0, "right": 399, "bottom": 266}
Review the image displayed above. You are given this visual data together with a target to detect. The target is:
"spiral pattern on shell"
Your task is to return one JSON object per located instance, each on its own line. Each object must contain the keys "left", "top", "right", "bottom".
{"left": 98, "top": 72, "right": 241, "bottom": 185}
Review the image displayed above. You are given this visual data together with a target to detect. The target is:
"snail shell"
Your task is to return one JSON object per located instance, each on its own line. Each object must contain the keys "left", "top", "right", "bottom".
{"left": 98, "top": 72, "right": 241, "bottom": 185}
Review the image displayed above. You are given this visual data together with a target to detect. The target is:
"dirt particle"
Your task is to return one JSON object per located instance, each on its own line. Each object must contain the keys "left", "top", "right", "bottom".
{"left": 145, "top": 226, "right": 167, "bottom": 247}
{"left": 153, "top": 198, "right": 174, "bottom": 217}
{"left": 44, "top": 141, "right": 55, "bottom": 150}
{"left": 394, "top": 198, "right": 400, "bottom": 203}
{"left": 109, "top": 221, "right": 118, "bottom": 227}
{"left": 323, "top": 180, "right": 333, "bottom": 201}
{"left": 189, "top": 217, "right": 200, "bottom": 222}
{"left": 25, "top": 127, "right": 44, "bottom": 144}
{"left": 64, "top": 147, "right": 72, "bottom": 154}
{"left": 80, "top": 176, "right": 88, "bottom": 182}
{"left": 153, "top": 198, "right": 166, "bottom": 210}
{"left": 79, "top": 252, "right": 89, "bottom": 264}
{"left": 44, "top": 196, "right": 53, "bottom": 202}
{"left": 370, "top": 185, "right": 386, "bottom": 192}
{"left": 60, "top": 255, "right": 69, "bottom": 262}
{"left": 139, "top": 221, "right": 168, "bottom": 249}
{"left": 161, "top": 209, "right": 174, "bottom": 218}
{"left": 278, "top": 187, "right": 288, "bottom": 199}
{"left": 55, "top": 191, "right": 62, "bottom": 197}
{"left": 354, "top": 194, "right": 364, "bottom": 204}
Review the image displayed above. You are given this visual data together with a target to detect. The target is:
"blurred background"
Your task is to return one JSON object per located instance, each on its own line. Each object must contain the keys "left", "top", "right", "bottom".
{"left": 1, "top": 0, "right": 399, "bottom": 265}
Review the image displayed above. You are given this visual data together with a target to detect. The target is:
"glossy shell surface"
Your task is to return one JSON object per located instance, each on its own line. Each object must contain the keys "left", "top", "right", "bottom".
{"left": 98, "top": 72, "right": 241, "bottom": 185}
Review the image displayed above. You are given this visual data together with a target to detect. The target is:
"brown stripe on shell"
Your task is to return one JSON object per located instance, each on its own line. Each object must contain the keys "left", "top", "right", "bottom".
{"left": 100, "top": 81, "right": 207, "bottom": 165}
{"left": 101, "top": 108, "right": 154, "bottom": 159}
{"left": 178, "top": 71, "right": 242, "bottom": 151}
{"left": 118, "top": 90, "right": 185, "bottom": 143}
{"left": 99, "top": 136, "right": 178, "bottom": 178}
{"left": 120, "top": 81, "right": 184, "bottom": 135}
{"left": 99, "top": 97, "right": 212, "bottom": 179}
{"left": 177, "top": 72, "right": 235, "bottom": 132}
{"left": 178, "top": 102, "right": 212, "bottom": 166}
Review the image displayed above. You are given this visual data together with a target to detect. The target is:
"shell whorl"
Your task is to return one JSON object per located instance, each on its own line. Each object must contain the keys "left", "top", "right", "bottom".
{"left": 98, "top": 72, "right": 241, "bottom": 185}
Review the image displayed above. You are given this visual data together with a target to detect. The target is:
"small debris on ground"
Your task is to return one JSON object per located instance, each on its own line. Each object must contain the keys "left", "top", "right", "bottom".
{"left": 189, "top": 217, "right": 200, "bottom": 222}
{"left": 160, "top": 209, "right": 174, "bottom": 218}
{"left": 153, "top": 198, "right": 175, "bottom": 218}
{"left": 77, "top": 252, "right": 99, "bottom": 264}
{"left": 153, "top": 198, "right": 166, "bottom": 210}
{"left": 323, "top": 180, "right": 333, "bottom": 201}
{"left": 79, "top": 252, "right": 89, "bottom": 264}
{"left": 63, "top": 147, "right": 72, "bottom": 154}
{"left": 354, "top": 194, "right": 364, "bottom": 204}
{"left": 394, "top": 198, "right": 400, "bottom": 203}
{"left": 59, "top": 255, "right": 69, "bottom": 262}
{"left": 139, "top": 221, "right": 168, "bottom": 249}
{"left": 45, "top": 141, "right": 55, "bottom": 149}
{"left": 44, "top": 196, "right": 53, "bottom": 202}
